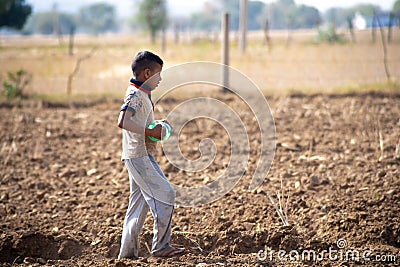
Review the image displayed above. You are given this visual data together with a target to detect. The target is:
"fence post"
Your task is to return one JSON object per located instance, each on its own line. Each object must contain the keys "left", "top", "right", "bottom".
{"left": 239, "top": 0, "right": 247, "bottom": 53}
{"left": 174, "top": 23, "right": 180, "bottom": 44}
{"left": 375, "top": 14, "right": 391, "bottom": 81}
{"left": 52, "top": 3, "right": 63, "bottom": 45}
{"left": 263, "top": 19, "right": 271, "bottom": 51}
{"left": 161, "top": 28, "right": 167, "bottom": 53}
{"left": 347, "top": 17, "right": 356, "bottom": 43}
{"left": 388, "top": 12, "right": 394, "bottom": 43}
{"left": 68, "top": 26, "right": 75, "bottom": 56}
{"left": 67, "top": 47, "right": 97, "bottom": 95}
{"left": 371, "top": 14, "right": 377, "bottom": 43}
{"left": 221, "top": 13, "right": 230, "bottom": 93}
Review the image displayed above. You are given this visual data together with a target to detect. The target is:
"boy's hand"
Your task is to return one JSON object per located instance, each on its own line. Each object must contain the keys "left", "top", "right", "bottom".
{"left": 145, "top": 120, "right": 172, "bottom": 140}
{"left": 145, "top": 124, "right": 163, "bottom": 140}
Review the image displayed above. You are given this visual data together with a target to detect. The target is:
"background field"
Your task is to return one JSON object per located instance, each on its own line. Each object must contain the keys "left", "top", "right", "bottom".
{"left": 1, "top": 28, "right": 400, "bottom": 98}
{"left": 1, "top": 29, "right": 400, "bottom": 267}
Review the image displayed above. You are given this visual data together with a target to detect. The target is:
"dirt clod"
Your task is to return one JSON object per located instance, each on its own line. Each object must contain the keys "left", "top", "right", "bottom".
{"left": 58, "top": 239, "right": 83, "bottom": 260}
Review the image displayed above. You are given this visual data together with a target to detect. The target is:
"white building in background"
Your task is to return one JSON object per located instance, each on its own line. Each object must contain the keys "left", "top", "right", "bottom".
{"left": 353, "top": 12, "right": 367, "bottom": 30}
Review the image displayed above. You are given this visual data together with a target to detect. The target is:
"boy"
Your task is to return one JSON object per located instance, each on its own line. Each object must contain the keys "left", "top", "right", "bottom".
{"left": 117, "top": 51, "right": 184, "bottom": 259}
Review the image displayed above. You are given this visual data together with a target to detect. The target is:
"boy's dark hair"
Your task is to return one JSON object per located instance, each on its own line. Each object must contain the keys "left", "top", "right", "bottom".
{"left": 131, "top": 51, "right": 163, "bottom": 77}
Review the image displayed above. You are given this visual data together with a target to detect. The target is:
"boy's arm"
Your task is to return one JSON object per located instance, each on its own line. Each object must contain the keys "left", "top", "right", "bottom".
{"left": 118, "top": 110, "right": 163, "bottom": 140}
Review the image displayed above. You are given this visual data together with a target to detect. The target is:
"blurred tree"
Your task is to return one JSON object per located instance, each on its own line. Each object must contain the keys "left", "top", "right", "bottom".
{"left": 0, "top": 0, "right": 12, "bottom": 13}
{"left": 190, "top": 0, "right": 238, "bottom": 31}
{"left": 263, "top": 0, "right": 320, "bottom": 29}
{"left": 190, "top": 12, "right": 220, "bottom": 31}
{"left": 279, "top": 0, "right": 295, "bottom": 6}
{"left": 188, "top": 0, "right": 320, "bottom": 31}
{"left": 285, "top": 4, "right": 297, "bottom": 29}
{"left": 296, "top": 5, "right": 320, "bottom": 28}
{"left": 248, "top": 1, "right": 265, "bottom": 30}
{"left": 137, "top": 0, "right": 167, "bottom": 44}
{"left": 23, "top": 12, "right": 76, "bottom": 35}
{"left": 263, "top": 2, "right": 285, "bottom": 29}
{"left": 325, "top": 8, "right": 342, "bottom": 27}
{"left": 78, "top": 2, "right": 117, "bottom": 35}
{"left": 221, "top": 0, "right": 239, "bottom": 30}
{"left": 393, "top": 0, "right": 400, "bottom": 15}
{"left": 0, "top": 0, "right": 32, "bottom": 30}
{"left": 351, "top": 4, "right": 380, "bottom": 17}
{"left": 324, "top": 4, "right": 380, "bottom": 28}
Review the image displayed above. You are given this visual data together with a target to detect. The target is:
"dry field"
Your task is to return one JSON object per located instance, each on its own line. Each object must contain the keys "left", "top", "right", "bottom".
{"left": 0, "top": 28, "right": 400, "bottom": 97}
{"left": 1, "top": 92, "right": 399, "bottom": 267}
{"left": 1, "top": 29, "right": 400, "bottom": 267}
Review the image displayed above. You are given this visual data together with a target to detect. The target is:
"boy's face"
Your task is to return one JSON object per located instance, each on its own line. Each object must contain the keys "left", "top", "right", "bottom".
{"left": 144, "top": 63, "right": 163, "bottom": 90}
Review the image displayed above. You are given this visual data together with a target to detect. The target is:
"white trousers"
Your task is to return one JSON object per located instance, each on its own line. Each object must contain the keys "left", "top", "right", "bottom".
{"left": 118, "top": 155, "right": 175, "bottom": 259}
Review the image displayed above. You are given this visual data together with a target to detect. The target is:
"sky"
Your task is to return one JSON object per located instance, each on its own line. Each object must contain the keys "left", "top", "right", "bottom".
{"left": 26, "top": 0, "right": 396, "bottom": 17}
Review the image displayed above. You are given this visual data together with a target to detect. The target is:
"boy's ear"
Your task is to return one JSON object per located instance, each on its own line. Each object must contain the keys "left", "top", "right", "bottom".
{"left": 144, "top": 68, "right": 151, "bottom": 79}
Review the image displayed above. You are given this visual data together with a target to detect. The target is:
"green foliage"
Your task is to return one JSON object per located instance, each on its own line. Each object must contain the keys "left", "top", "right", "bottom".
{"left": 23, "top": 12, "right": 76, "bottom": 35}
{"left": 296, "top": 5, "right": 321, "bottom": 28}
{"left": 262, "top": 0, "right": 321, "bottom": 29}
{"left": 2, "top": 69, "right": 32, "bottom": 99}
{"left": 324, "top": 4, "right": 381, "bottom": 28}
{"left": 393, "top": 0, "right": 400, "bottom": 15}
{"left": 0, "top": 0, "right": 13, "bottom": 13}
{"left": 352, "top": 4, "right": 380, "bottom": 17}
{"left": 190, "top": 12, "right": 220, "bottom": 31}
{"left": 249, "top": 1, "right": 266, "bottom": 30}
{"left": 190, "top": 0, "right": 321, "bottom": 31}
{"left": 0, "top": 0, "right": 32, "bottom": 30}
{"left": 221, "top": 0, "right": 240, "bottom": 30}
{"left": 280, "top": 0, "right": 295, "bottom": 6}
{"left": 315, "top": 25, "right": 346, "bottom": 44}
{"left": 190, "top": 1, "right": 234, "bottom": 31}
{"left": 78, "top": 2, "right": 117, "bottom": 35}
{"left": 137, "top": 0, "right": 168, "bottom": 43}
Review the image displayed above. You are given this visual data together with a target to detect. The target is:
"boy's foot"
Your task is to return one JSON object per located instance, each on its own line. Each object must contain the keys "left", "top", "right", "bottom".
{"left": 152, "top": 246, "right": 186, "bottom": 258}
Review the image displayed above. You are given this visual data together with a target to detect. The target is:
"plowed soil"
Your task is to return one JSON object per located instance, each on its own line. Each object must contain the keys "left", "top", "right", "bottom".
{"left": 1, "top": 92, "right": 399, "bottom": 266}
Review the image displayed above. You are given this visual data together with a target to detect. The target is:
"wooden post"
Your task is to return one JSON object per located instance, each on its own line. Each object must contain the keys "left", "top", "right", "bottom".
{"left": 239, "top": 0, "right": 247, "bottom": 53}
{"left": 371, "top": 14, "right": 377, "bottom": 43}
{"left": 68, "top": 26, "right": 75, "bottom": 56}
{"left": 161, "top": 28, "right": 166, "bottom": 53}
{"left": 375, "top": 15, "right": 391, "bottom": 81}
{"left": 174, "top": 23, "right": 179, "bottom": 44}
{"left": 221, "top": 13, "right": 230, "bottom": 93}
{"left": 263, "top": 19, "right": 271, "bottom": 49}
{"left": 388, "top": 12, "right": 394, "bottom": 43}
{"left": 286, "top": 18, "right": 293, "bottom": 47}
{"left": 52, "top": 3, "right": 62, "bottom": 45}
{"left": 67, "top": 47, "right": 97, "bottom": 95}
{"left": 347, "top": 16, "right": 356, "bottom": 43}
